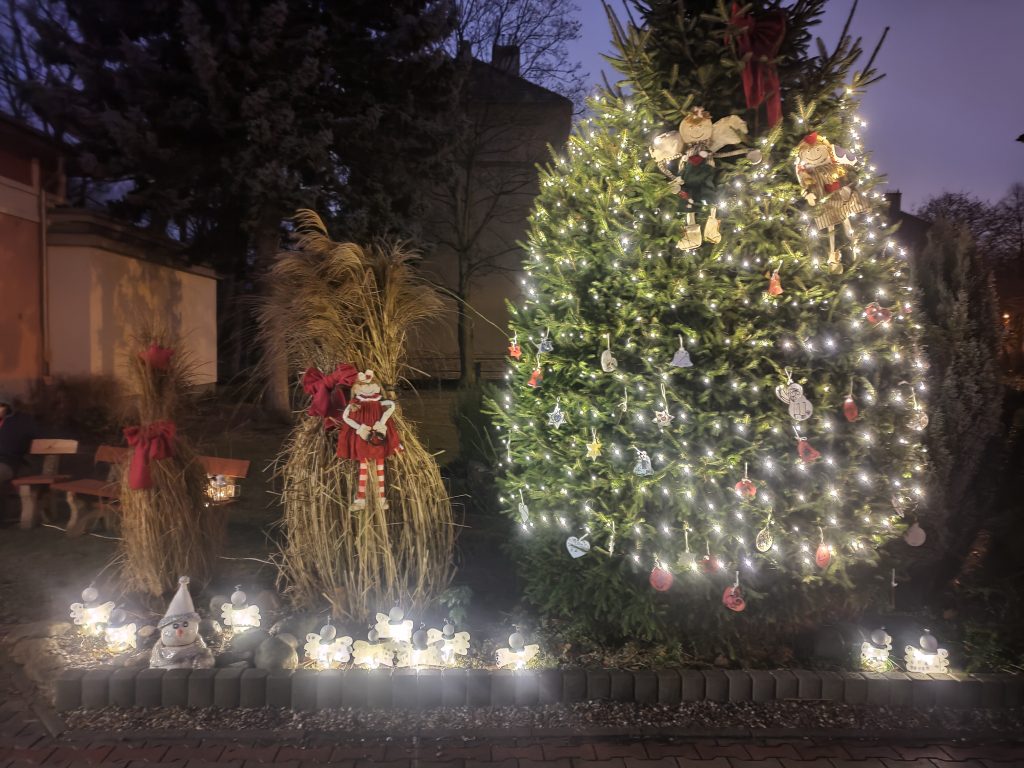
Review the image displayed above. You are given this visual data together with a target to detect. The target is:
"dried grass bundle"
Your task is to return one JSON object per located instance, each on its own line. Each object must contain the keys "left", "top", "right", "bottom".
{"left": 260, "top": 210, "right": 455, "bottom": 618}
{"left": 118, "top": 329, "right": 225, "bottom": 597}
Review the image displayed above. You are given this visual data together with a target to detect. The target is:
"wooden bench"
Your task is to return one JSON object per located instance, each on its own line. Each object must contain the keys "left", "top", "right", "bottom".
{"left": 51, "top": 445, "right": 127, "bottom": 536}
{"left": 12, "top": 438, "right": 80, "bottom": 529}
{"left": 50, "top": 446, "right": 251, "bottom": 536}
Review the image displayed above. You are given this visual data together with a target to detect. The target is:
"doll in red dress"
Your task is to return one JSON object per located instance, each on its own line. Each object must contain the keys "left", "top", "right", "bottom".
{"left": 335, "top": 370, "right": 401, "bottom": 510}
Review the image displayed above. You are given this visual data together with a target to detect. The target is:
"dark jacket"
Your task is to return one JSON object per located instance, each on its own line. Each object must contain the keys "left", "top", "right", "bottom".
{"left": 0, "top": 410, "right": 37, "bottom": 469}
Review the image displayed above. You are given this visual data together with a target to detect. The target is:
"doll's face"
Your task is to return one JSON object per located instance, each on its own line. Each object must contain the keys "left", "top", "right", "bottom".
{"left": 161, "top": 617, "right": 198, "bottom": 646}
{"left": 651, "top": 131, "right": 682, "bottom": 161}
{"left": 352, "top": 376, "right": 381, "bottom": 398}
{"left": 799, "top": 142, "right": 832, "bottom": 167}
{"left": 679, "top": 117, "right": 712, "bottom": 144}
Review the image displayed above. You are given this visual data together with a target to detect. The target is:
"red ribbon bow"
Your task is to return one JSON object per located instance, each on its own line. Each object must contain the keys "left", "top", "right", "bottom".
{"left": 730, "top": 3, "right": 786, "bottom": 126}
{"left": 124, "top": 420, "right": 176, "bottom": 490}
{"left": 302, "top": 363, "right": 360, "bottom": 422}
{"left": 139, "top": 343, "right": 174, "bottom": 371}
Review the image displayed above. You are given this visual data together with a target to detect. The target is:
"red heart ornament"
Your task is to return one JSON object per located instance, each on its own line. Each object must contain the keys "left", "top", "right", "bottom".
{"left": 734, "top": 478, "right": 757, "bottom": 500}
{"left": 815, "top": 542, "right": 832, "bottom": 568}
{"left": 722, "top": 584, "right": 746, "bottom": 612}
{"left": 649, "top": 566, "right": 674, "bottom": 592}
{"left": 843, "top": 395, "right": 859, "bottom": 422}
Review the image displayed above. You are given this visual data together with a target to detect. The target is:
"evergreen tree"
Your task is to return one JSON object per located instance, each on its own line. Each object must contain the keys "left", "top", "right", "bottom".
{"left": 487, "top": 0, "right": 931, "bottom": 645}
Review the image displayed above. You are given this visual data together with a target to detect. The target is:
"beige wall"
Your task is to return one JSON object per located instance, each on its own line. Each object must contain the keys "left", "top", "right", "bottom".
{"left": 47, "top": 244, "right": 217, "bottom": 385}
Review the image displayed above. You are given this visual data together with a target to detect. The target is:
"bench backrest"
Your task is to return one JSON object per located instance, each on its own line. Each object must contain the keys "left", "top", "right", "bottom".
{"left": 95, "top": 445, "right": 131, "bottom": 464}
{"left": 29, "top": 438, "right": 79, "bottom": 455}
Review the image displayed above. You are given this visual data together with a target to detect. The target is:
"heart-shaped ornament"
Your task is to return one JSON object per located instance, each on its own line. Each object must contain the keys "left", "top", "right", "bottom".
{"left": 722, "top": 585, "right": 746, "bottom": 612}
{"left": 566, "top": 536, "right": 591, "bottom": 559}
{"left": 815, "top": 542, "right": 832, "bottom": 568}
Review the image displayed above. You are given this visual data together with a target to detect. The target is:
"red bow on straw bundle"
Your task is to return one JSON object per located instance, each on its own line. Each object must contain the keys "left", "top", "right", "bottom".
{"left": 302, "top": 363, "right": 360, "bottom": 422}
{"left": 124, "top": 420, "right": 176, "bottom": 489}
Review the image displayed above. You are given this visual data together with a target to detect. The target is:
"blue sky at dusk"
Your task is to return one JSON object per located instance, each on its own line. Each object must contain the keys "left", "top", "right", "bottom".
{"left": 565, "top": 0, "right": 1024, "bottom": 210}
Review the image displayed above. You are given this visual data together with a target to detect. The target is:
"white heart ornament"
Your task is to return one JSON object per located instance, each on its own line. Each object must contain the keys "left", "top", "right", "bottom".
{"left": 566, "top": 536, "right": 591, "bottom": 558}
{"left": 600, "top": 349, "right": 617, "bottom": 372}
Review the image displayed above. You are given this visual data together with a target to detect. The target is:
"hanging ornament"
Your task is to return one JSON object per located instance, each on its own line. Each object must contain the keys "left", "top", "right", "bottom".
{"left": 671, "top": 335, "right": 693, "bottom": 368}
{"left": 843, "top": 381, "right": 859, "bottom": 423}
{"left": 907, "top": 388, "right": 929, "bottom": 431}
{"left": 768, "top": 260, "right": 783, "bottom": 296}
{"left": 565, "top": 534, "right": 591, "bottom": 559}
{"left": 734, "top": 462, "right": 756, "bottom": 499}
{"left": 538, "top": 328, "right": 554, "bottom": 353}
{"left": 649, "top": 561, "right": 674, "bottom": 592}
{"left": 517, "top": 490, "right": 530, "bottom": 524}
{"left": 585, "top": 429, "right": 603, "bottom": 460}
{"left": 722, "top": 571, "right": 746, "bottom": 612}
{"left": 527, "top": 353, "right": 543, "bottom": 388}
{"left": 796, "top": 436, "right": 821, "bottom": 463}
{"left": 815, "top": 527, "right": 832, "bottom": 568}
{"left": 904, "top": 521, "right": 927, "bottom": 547}
{"left": 865, "top": 302, "right": 892, "bottom": 325}
{"left": 755, "top": 514, "right": 774, "bottom": 552}
{"left": 508, "top": 333, "right": 522, "bottom": 360}
{"left": 547, "top": 398, "right": 566, "bottom": 429}
{"left": 600, "top": 333, "right": 617, "bottom": 372}
{"left": 775, "top": 368, "right": 813, "bottom": 421}
{"left": 699, "top": 541, "right": 719, "bottom": 575}
{"left": 632, "top": 449, "right": 653, "bottom": 476}
{"left": 653, "top": 382, "right": 675, "bottom": 427}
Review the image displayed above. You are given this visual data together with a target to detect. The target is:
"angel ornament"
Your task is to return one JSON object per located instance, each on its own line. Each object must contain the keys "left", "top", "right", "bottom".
{"left": 794, "top": 132, "right": 870, "bottom": 273}
{"left": 336, "top": 370, "right": 401, "bottom": 511}
{"left": 651, "top": 106, "right": 755, "bottom": 250}
{"left": 775, "top": 367, "right": 813, "bottom": 421}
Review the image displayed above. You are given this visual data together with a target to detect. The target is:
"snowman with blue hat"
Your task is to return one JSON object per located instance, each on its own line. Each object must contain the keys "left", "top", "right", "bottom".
{"left": 150, "top": 576, "right": 215, "bottom": 669}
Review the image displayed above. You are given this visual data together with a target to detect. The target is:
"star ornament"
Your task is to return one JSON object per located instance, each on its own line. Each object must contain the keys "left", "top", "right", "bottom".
{"left": 547, "top": 400, "right": 566, "bottom": 429}
{"left": 653, "top": 409, "right": 675, "bottom": 427}
{"left": 585, "top": 435, "right": 603, "bottom": 460}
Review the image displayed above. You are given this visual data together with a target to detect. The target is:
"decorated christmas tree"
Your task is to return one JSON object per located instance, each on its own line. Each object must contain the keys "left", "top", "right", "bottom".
{"left": 488, "top": 1, "right": 931, "bottom": 644}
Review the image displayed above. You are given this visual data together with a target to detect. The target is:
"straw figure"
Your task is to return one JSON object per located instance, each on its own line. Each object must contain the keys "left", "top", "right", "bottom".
{"left": 259, "top": 210, "right": 455, "bottom": 618}
{"left": 119, "top": 332, "right": 224, "bottom": 598}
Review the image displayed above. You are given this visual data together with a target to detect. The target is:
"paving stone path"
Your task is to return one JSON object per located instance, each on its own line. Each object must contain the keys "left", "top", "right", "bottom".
{"left": 2, "top": 644, "right": 1021, "bottom": 768}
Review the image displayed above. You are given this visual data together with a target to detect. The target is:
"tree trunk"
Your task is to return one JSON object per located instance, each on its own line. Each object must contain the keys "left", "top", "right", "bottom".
{"left": 456, "top": 254, "right": 477, "bottom": 386}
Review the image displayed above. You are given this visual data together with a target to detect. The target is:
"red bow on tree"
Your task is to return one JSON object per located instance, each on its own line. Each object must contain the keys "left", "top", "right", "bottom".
{"left": 124, "top": 420, "right": 176, "bottom": 490}
{"left": 139, "top": 343, "right": 174, "bottom": 371}
{"left": 301, "top": 363, "right": 360, "bottom": 422}
{"left": 729, "top": 3, "right": 787, "bottom": 126}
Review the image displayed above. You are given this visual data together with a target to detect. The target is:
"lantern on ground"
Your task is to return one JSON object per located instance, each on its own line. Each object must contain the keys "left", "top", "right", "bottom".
{"left": 428, "top": 619, "right": 471, "bottom": 665}
{"left": 496, "top": 628, "right": 539, "bottom": 669}
{"left": 70, "top": 587, "right": 115, "bottom": 637}
{"left": 860, "top": 628, "right": 892, "bottom": 672}
{"left": 221, "top": 587, "right": 261, "bottom": 631}
{"left": 904, "top": 629, "right": 949, "bottom": 674}
{"left": 206, "top": 474, "right": 240, "bottom": 503}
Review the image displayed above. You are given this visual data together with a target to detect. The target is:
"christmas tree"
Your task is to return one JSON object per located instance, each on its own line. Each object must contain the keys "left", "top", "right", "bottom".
{"left": 488, "top": 0, "right": 931, "bottom": 644}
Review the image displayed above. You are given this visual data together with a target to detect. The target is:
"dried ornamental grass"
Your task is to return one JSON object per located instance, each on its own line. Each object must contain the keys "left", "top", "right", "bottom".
{"left": 260, "top": 210, "right": 455, "bottom": 618}
{"left": 118, "top": 329, "right": 225, "bottom": 597}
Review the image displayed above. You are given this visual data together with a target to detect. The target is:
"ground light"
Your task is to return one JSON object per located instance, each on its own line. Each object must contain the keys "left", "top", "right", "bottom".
{"left": 904, "top": 629, "right": 950, "bottom": 673}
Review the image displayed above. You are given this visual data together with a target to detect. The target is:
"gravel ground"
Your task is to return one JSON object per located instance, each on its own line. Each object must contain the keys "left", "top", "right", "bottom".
{"left": 64, "top": 698, "right": 1024, "bottom": 737}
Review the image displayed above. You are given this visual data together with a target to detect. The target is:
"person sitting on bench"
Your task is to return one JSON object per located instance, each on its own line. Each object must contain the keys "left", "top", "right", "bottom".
{"left": 0, "top": 393, "right": 37, "bottom": 487}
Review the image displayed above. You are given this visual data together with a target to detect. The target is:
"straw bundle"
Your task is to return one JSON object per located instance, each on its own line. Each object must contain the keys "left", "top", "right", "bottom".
{"left": 118, "top": 330, "right": 225, "bottom": 597}
{"left": 261, "top": 210, "right": 455, "bottom": 618}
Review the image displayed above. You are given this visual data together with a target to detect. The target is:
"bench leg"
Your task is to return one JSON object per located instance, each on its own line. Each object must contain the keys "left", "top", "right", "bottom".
{"left": 65, "top": 492, "right": 85, "bottom": 536}
{"left": 18, "top": 486, "right": 39, "bottom": 529}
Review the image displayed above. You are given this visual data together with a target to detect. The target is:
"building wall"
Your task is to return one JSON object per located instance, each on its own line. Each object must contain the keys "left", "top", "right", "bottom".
{"left": 0, "top": 159, "right": 44, "bottom": 394}
{"left": 47, "top": 244, "right": 218, "bottom": 385}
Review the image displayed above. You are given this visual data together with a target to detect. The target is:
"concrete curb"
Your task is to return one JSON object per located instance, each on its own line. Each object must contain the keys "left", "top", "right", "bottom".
{"left": 53, "top": 666, "right": 1024, "bottom": 712}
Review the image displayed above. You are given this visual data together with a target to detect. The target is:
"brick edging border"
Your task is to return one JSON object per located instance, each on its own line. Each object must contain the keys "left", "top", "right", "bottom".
{"left": 54, "top": 666, "right": 1023, "bottom": 712}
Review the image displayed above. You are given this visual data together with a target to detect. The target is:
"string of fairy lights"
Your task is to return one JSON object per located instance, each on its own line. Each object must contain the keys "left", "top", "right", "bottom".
{"left": 491, "top": 87, "right": 929, "bottom": 595}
